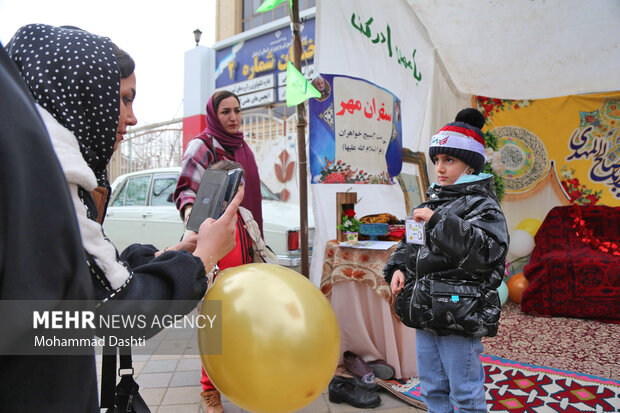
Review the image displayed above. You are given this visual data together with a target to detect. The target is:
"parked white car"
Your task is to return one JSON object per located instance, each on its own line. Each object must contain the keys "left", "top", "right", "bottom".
{"left": 104, "top": 167, "right": 314, "bottom": 268}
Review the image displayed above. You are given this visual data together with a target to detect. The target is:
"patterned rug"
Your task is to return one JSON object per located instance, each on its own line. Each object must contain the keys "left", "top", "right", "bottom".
{"left": 373, "top": 354, "right": 620, "bottom": 412}
{"left": 482, "top": 302, "right": 620, "bottom": 379}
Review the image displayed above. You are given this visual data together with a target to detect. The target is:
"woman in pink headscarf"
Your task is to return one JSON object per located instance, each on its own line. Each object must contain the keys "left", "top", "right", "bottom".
{"left": 174, "top": 90, "right": 263, "bottom": 234}
{"left": 174, "top": 90, "right": 263, "bottom": 412}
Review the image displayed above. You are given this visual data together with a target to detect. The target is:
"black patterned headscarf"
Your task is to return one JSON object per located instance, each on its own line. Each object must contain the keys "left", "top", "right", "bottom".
{"left": 7, "top": 24, "right": 121, "bottom": 187}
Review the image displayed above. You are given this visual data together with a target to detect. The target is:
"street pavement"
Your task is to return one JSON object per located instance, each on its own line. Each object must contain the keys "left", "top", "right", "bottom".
{"left": 95, "top": 327, "right": 424, "bottom": 412}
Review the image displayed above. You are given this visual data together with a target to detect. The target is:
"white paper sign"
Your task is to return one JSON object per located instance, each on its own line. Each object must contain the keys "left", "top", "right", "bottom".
{"left": 333, "top": 76, "right": 393, "bottom": 177}
{"left": 405, "top": 219, "right": 425, "bottom": 245}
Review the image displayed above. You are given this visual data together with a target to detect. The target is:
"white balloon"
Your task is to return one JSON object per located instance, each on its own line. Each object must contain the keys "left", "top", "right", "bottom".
{"left": 508, "top": 229, "right": 535, "bottom": 258}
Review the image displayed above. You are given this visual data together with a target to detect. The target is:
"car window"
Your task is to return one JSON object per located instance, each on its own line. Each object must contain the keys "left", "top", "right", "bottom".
{"left": 260, "top": 181, "right": 280, "bottom": 201}
{"left": 124, "top": 175, "right": 151, "bottom": 206}
{"left": 151, "top": 175, "right": 178, "bottom": 206}
{"left": 111, "top": 181, "right": 128, "bottom": 206}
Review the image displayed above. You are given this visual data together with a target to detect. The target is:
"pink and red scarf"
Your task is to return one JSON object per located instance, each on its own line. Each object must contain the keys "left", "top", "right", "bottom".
{"left": 195, "top": 95, "right": 263, "bottom": 233}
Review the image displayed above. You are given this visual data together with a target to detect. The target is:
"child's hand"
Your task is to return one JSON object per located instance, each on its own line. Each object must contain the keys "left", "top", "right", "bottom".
{"left": 391, "top": 270, "right": 405, "bottom": 295}
{"left": 413, "top": 207, "right": 434, "bottom": 223}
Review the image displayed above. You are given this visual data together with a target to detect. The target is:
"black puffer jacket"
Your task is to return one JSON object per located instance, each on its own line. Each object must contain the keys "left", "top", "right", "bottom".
{"left": 384, "top": 174, "right": 509, "bottom": 337}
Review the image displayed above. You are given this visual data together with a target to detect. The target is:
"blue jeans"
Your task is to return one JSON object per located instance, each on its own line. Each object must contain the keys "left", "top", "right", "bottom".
{"left": 416, "top": 329, "right": 487, "bottom": 413}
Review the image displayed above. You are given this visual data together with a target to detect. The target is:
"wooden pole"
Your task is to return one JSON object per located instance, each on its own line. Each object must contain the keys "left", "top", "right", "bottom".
{"left": 290, "top": 0, "right": 309, "bottom": 277}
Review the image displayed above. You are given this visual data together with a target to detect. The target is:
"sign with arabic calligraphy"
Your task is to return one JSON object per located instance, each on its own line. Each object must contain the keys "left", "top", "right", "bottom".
{"left": 309, "top": 74, "right": 402, "bottom": 184}
{"left": 215, "top": 18, "right": 315, "bottom": 104}
{"left": 477, "top": 91, "right": 620, "bottom": 206}
{"left": 349, "top": 12, "right": 421, "bottom": 82}
{"left": 314, "top": 2, "right": 433, "bottom": 150}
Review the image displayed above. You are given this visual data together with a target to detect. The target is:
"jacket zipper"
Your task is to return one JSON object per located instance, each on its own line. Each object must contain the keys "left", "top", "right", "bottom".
{"left": 408, "top": 247, "right": 422, "bottom": 323}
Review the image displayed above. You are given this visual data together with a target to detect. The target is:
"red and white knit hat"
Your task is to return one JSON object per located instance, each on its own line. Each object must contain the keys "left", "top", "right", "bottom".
{"left": 429, "top": 121, "right": 487, "bottom": 174}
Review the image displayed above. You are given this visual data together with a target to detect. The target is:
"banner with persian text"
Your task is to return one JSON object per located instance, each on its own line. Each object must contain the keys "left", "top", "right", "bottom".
{"left": 309, "top": 74, "right": 402, "bottom": 184}
{"left": 477, "top": 91, "right": 620, "bottom": 206}
{"left": 307, "top": 0, "right": 433, "bottom": 285}
{"left": 315, "top": 0, "right": 433, "bottom": 150}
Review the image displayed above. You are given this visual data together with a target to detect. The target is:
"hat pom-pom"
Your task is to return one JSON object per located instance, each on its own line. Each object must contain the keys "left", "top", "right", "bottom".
{"left": 455, "top": 108, "right": 485, "bottom": 129}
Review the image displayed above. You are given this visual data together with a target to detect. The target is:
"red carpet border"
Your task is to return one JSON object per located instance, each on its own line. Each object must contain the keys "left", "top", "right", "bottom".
{"left": 375, "top": 354, "right": 620, "bottom": 412}
{"left": 482, "top": 354, "right": 619, "bottom": 412}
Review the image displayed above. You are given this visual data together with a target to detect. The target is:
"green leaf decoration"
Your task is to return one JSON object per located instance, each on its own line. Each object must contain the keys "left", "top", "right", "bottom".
{"left": 256, "top": 0, "right": 291, "bottom": 13}
{"left": 285, "top": 63, "right": 321, "bottom": 107}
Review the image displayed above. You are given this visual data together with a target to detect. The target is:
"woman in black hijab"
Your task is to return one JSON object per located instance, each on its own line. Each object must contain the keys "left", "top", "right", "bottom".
{"left": 0, "top": 41, "right": 98, "bottom": 413}
{"left": 6, "top": 24, "right": 240, "bottom": 325}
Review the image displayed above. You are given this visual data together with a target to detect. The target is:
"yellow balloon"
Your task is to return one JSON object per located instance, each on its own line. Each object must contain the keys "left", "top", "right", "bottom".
{"left": 516, "top": 218, "right": 542, "bottom": 238}
{"left": 198, "top": 263, "right": 340, "bottom": 413}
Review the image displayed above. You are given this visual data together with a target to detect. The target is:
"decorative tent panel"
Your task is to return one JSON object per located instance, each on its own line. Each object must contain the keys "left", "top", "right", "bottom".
{"left": 476, "top": 91, "right": 620, "bottom": 207}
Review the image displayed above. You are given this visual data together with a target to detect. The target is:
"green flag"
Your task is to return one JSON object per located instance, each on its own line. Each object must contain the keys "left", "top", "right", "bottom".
{"left": 256, "top": 0, "right": 291, "bottom": 13}
{"left": 286, "top": 64, "right": 321, "bottom": 107}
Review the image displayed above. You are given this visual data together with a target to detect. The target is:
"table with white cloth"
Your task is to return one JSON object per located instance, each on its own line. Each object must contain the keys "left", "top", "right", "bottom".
{"left": 320, "top": 240, "right": 417, "bottom": 379}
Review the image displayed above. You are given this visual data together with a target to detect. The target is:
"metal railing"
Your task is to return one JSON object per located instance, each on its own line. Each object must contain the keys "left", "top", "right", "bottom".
{"left": 107, "top": 119, "right": 183, "bottom": 184}
{"left": 242, "top": 111, "right": 287, "bottom": 152}
{"left": 107, "top": 110, "right": 305, "bottom": 185}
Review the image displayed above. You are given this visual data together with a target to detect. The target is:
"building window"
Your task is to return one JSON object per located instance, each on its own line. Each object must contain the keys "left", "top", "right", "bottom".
{"left": 243, "top": 0, "right": 315, "bottom": 31}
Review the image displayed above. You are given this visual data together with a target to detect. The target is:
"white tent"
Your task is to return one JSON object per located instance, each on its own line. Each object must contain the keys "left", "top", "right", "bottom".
{"left": 408, "top": 0, "right": 620, "bottom": 100}
{"left": 308, "top": 0, "right": 620, "bottom": 284}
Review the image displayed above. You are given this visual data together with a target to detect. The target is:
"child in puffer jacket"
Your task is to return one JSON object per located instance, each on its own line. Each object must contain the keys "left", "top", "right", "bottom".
{"left": 384, "top": 108, "right": 509, "bottom": 412}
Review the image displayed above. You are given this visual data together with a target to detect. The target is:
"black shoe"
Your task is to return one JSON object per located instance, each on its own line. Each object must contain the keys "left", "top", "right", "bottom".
{"left": 328, "top": 375, "right": 381, "bottom": 409}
